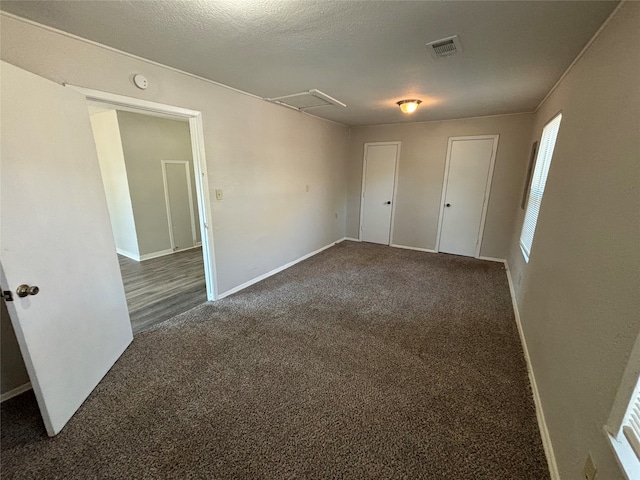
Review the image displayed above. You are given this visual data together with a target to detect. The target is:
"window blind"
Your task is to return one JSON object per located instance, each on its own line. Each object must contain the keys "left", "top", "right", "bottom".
{"left": 519, "top": 113, "right": 562, "bottom": 261}
{"left": 622, "top": 379, "right": 640, "bottom": 461}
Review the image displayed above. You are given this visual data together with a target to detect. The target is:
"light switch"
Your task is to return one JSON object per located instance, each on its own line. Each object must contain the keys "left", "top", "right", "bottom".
{"left": 215, "top": 188, "right": 223, "bottom": 200}
{"left": 305, "top": 184, "right": 310, "bottom": 192}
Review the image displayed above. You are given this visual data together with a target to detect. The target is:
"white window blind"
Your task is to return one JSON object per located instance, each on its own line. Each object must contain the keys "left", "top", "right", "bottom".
{"left": 622, "top": 378, "right": 640, "bottom": 461}
{"left": 519, "top": 113, "right": 562, "bottom": 262}
{"left": 610, "top": 374, "right": 640, "bottom": 479}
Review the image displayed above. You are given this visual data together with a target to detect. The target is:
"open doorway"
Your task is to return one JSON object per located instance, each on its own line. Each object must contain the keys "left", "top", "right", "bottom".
{"left": 87, "top": 101, "right": 213, "bottom": 333}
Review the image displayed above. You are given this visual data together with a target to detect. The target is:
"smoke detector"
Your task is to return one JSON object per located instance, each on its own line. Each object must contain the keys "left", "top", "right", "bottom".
{"left": 426, "top": 35, "right": 463, "bottom": 59}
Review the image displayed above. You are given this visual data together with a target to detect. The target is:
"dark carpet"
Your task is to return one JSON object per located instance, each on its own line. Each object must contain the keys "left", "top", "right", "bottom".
{"left": 1, "top": 241, "right": 549, "bottom": 479}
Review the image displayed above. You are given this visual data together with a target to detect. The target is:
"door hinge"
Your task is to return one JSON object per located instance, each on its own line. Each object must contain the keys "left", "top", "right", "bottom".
{"left": 1, "top": 289, "right": 13, "bottom": 302}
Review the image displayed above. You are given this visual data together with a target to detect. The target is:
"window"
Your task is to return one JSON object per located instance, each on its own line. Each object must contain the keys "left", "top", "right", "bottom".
{"left": 609, "top": 374, "right": 640, "bottom": 478}
{"left": 520, "top": 113, "right": 562, "bottom": 262}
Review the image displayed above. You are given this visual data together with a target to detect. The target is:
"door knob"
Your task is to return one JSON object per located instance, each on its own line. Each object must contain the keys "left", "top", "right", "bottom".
{"left": 446, "top": 203, "right": 451, "bottom": 207}
{"left": 16, "top": 284, "right": 39, "bottom": 298}
{"left": 385, "top": 201, "right": 391, "bottom": 205}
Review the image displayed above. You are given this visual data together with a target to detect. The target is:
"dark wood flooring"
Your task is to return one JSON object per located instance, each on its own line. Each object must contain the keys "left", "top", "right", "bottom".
{"left": 118, "top": 247, "right": 207, "bottom": 334}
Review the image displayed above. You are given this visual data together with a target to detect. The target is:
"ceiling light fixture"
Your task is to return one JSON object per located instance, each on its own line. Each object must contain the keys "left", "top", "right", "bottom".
{"left": 397, "top": 99, "right": 422, "bottom": 114}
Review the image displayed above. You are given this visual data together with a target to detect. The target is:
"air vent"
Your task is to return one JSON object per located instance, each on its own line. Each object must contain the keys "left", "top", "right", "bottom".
{"left": 426, "top": 35, "right": 463, "bottom": 59}
{"left": 266, "top": 89, "right": 346, "bottom": 111}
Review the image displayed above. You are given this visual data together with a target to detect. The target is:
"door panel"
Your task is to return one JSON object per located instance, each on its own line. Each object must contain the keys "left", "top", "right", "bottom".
{"left": 439, "top": 138, "right": 496, "bottom": 257}
{"left": 164, "top": 162, "right": 195, "bottom": 251}
{"left": 0, "top": 61, "right": 133, "bottom": 436}
{"left": 360, "top": 144, "right": 398, "bottom": 245}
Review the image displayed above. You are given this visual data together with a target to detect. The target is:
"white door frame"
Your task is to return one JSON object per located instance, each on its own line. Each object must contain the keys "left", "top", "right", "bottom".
{"left": 435, "top": 135, "right": 499, "bottom": 258}
{"left": 358, "top": 141, "right": 401, "bottom": 245}
{"left": 161, "top": 160, "right": 198, "bottom": 251}
{"left": 66, "top": 85, "right": 218, "bottom": 301}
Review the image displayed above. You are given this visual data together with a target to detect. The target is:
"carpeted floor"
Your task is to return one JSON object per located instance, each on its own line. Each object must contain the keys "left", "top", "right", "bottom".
{"left": 1, "top": 241, "right": 549, "bottom": 479}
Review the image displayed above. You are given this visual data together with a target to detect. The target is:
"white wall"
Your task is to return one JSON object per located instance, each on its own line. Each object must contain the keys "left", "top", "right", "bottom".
{"left": 347, "top": 114, "right": 534, "bottom": 259}
{"left": 507, "top": 3, "right": 640, "bottom": 479}
{"left": 0, "top": 14, "right": 350, "bottom": 295}
{"left": 90, "top": 110, "right": 140, "bottom": 258}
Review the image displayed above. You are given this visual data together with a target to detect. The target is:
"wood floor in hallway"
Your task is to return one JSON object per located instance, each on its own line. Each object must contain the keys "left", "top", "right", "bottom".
{"left": 118, "top": 247, "right": 207, "bottom": 334}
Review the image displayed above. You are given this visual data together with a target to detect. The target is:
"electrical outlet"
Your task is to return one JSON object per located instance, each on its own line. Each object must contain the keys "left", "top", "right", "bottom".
{"left": 583, "top": 453, "right": 597, "bottom": 480}
{"left": 215, "top": 188, "right": 223, "bottom": 201}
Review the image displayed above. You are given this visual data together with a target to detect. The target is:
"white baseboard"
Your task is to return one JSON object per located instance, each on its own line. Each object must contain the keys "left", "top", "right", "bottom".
{"left": 390, "top": 243, "right": 437, "bottom": 253}
{"left": 504, "top": 261, "right": 560, "bottom": 480}
{"left": 116, "top": 248, "right": 140, "bottom": 261}
{"left": 218, "top": 238, "right": 346, "bottom": 299}
{"left": 478, "top": 255, "right": 506, "bottom": 263}
{"left": 1, "top": 382, "right": 32, "bottom": 403}
{"left": 138, "top": 248, "right": 175, "bottom": 261}
{"left": 140, "top": 244, "right": 204, "bottom": 262}
{"left": 119, "top": 244, "right": 202, "bottom": 262}
{"left": 344, "top": 237, "right": 361, "bottom": 242}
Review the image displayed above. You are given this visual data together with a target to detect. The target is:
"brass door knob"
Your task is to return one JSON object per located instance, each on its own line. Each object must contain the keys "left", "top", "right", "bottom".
{"left": 16, "top": 284, "right": 39, "bottom": 298}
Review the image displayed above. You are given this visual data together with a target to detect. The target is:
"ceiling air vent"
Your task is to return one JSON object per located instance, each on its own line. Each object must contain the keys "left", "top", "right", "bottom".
{"left": 266, "top": 89, "right": 346, "bottom": 111}
{"left": 426, "top": 35, "right": 463, "bottom": 59}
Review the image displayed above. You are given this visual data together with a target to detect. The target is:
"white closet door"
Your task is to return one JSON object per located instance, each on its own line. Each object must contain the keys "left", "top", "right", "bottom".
{"left": 163, "top": 161, "right": 196, "bottom": 251}
{"left": 360, "top": 143, "right": 399, "bottom": 245}
{"left": 438, "top": 136, "right": 498, "bottom": 257}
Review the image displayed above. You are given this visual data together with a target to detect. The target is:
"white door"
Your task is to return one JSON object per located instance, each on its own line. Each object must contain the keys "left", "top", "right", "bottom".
{"left": 162, "top": 161, "right": 197, "bottom": 251}
{"left": 360, "top": 143, "right": 399, "bottom": 245}
{"left": 437, "top": 136, "right": 498, "bottom": 257}
{"left": 0, "top": 62, "right": 133, "bottom": 436}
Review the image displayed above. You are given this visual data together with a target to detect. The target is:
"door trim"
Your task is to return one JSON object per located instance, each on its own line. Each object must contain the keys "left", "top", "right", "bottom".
{"left": 66, "top": 85, "right": 218, "bottom": 301}
{"left": 358, "top": 141, "right": 401, "bottom": 245}
{"left": 435, "top": 135, "right": 499, "bottom": 258}
{"left": 161, "top": 160, "right": 198, "bottom": 251}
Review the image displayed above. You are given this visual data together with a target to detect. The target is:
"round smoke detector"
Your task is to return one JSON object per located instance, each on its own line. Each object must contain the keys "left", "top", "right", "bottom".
{"left": 133, "top": 74, "right": 148, "bottom": 90}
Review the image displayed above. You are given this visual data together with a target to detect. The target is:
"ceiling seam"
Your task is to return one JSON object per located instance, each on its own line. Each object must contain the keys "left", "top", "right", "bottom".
{"left": 534, "top": 0, "right": 625, "bottom": 114}
{"left": 0, "top": 11, "right": 349, "bottom": 128}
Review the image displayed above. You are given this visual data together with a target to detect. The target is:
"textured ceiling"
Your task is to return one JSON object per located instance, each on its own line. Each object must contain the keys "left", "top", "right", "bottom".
{"left": 1, "top": 1, "right": 618, "bottom": 126}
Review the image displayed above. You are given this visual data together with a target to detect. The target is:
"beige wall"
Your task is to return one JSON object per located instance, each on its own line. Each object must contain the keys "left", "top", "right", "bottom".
{"left": 507, "top": 3, "right": 639, "bottom": 479}
{"left": 117, "top": 111, "right": 200, "bottom": 256}
{"left": 90, "top": 110, "right": 139, "bottom": 257}
{"left": 347, "top": 114, "right": 534, "bottom": 259}
{"left": 0, "top": 14, "right": 350, "bottom": 295}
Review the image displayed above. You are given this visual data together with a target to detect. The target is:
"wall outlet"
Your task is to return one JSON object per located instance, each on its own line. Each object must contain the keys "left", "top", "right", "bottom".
{"left": 583, "top": 453, "right": 597, "bottom": 480}
{"left": 215, "top": 188, "right": 223, "bottom": 201}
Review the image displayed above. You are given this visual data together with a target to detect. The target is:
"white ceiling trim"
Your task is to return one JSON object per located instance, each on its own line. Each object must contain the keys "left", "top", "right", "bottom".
{"left": 355, "top": 111, "right": 535, "bottom": 129}
{"left": 0, "top": 11, "right": 349, "bottom": 128}
{"left": 534, "top": 0, "right": 625, "bottom": 114}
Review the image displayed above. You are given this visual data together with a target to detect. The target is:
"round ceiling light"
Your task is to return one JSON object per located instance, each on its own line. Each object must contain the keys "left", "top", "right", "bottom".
{"left": 397, "top": 99, "right": 422, "bottom": 114}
